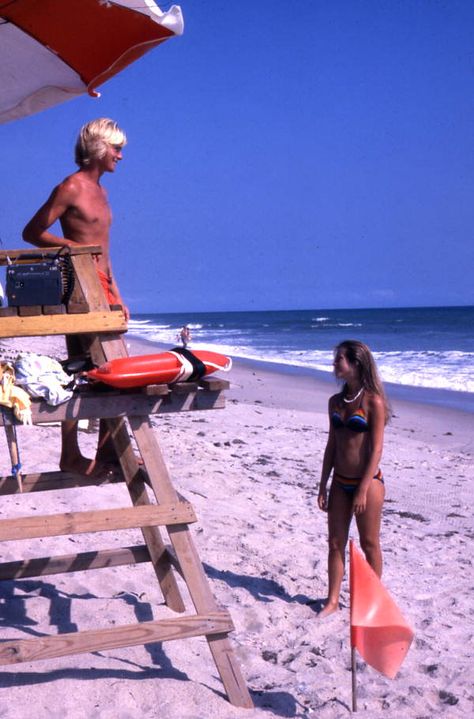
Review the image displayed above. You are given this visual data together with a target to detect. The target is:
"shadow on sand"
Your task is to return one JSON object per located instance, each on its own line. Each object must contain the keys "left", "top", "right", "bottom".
{"left": 0, "top": 579, "right": 188, "bottom": 688}
{"left": 203, "top": 562, "right": 326, "bottom": 613}
{"left": 0, "top": 577, "right": 309, "bottom": 714}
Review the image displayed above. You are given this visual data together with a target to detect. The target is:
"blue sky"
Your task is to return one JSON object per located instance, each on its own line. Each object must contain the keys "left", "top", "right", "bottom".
{"left": 1, "top": 1, "right": 473, "bottom": 313}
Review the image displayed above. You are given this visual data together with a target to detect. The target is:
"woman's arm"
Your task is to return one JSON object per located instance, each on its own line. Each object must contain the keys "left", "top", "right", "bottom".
{"left": 318, "top": 399, "right": 336, "bottom": 511}
{"left": 352, "top": 394, "right": 385, "bottom": 515}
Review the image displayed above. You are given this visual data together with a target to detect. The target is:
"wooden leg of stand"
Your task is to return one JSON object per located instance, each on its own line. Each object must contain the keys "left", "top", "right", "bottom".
{"left": 128, "top": 415, "right": 253, "bottom": 709}
{"left": 105, "top": 416, "right": 185, "bottom": 613}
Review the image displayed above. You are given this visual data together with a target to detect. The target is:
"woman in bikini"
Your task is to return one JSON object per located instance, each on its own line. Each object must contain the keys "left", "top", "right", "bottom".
{"left": 317, "top": 339, "right": 390, "bottom": 618}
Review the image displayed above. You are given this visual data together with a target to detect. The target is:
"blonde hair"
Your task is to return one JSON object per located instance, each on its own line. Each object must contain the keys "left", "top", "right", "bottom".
{"left": 335, "top": 339, "right": 391, "bottom": 424}
{"left": 75, "top": 118, "right": 127, "bottom": 167}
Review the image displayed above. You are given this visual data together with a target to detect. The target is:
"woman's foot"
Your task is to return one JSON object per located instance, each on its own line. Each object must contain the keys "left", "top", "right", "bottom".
{"left": 316, "top": 599, "right": 340, "bottom": 618}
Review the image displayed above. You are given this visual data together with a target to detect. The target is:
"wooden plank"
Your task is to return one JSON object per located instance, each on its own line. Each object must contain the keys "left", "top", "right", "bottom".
{"left": 0, "top": 310, "right": 127, "bottom": 338}
{"left": 0, "top": 387, "right": 224, "bottom": 427}
{"left": 67, "top": 260, "right": 127, "bottom": 363}
{"left": 17, "top": 305, "right": 42, "bottom": 316}
{"left": 67, "top": 301, "right": 90, "bottom": 314}
{"left": 0, "top": 307, "right": 18, "bottom": 318}
{"left": 0, "top": 612, "right": 234, "bottom": 666}
{"left": 66, "top": 259, "right": 90, "bottom": 313}
{"left": 31, "top": 393, "right": 168, "bottom": 422}
{"left": 142, "top": 384, "right": 171, "bottom": 396}
{"left": 172, "top": 381, "right": 199, "bottom": 394}
{"left": 0, "top": 246, "right": 102, "bottom": 265}
{"left": 0, "top": 502, "right": 197, "bottom": 542}
{"left": 42, "top": 305, "right": 66, "bottom": 315}
{"left": 0, "top": 470, "right": 124, "bottom": 496}
{"left": 189, "top": 389, "right": 226, "bottom": 411}
{"left": 0, "top": 545, "right": 151, "bottom": 580}
{"left": 200, "top": 376, "right": 230, "bottom": 391}
{"left": 70, "top": 254, "right": 110, "bottom": 312}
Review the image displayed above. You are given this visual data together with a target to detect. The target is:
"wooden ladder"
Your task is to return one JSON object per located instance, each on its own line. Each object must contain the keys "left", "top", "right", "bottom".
{"left": 0, "top": 247, "right": 252, "bottom": 708}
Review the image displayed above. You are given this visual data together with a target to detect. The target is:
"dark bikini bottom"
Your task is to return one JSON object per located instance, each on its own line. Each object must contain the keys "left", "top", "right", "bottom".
{"left": 334, "top": 468, "right": 384, "bottom": 495}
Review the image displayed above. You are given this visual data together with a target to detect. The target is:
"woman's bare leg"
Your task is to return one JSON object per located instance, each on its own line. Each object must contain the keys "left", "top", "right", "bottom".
{"left": 318, "top": 480, "right": 354, "bottom": 617}
{"left": 356, "top": 478, "right": 385, "bottom": 577}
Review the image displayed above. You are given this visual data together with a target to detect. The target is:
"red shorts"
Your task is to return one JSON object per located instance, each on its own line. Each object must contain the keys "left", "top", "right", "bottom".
{"left": 96, "top": 268, "right": 118, "bottom": 305}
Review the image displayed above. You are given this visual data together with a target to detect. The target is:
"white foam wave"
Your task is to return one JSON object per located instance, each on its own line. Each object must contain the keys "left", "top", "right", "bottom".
{"left": 197, "top": 345, "right": 474, "bottom": 393}
{"left": 126, "top": 324, "right": 474, "bottom": 394}
{"left": 374, "top": 351, "right": 474, "bottom": 393}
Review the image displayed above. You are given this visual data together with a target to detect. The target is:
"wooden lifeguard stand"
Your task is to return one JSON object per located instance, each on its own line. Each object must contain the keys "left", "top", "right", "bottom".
{"left": 0, "top": 247, "right": 252, "bottom": 708}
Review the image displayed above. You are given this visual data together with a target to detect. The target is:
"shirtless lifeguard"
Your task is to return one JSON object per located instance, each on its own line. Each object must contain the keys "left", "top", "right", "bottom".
{"left": 23, "top": 118, "right": 129, "bottom": 476}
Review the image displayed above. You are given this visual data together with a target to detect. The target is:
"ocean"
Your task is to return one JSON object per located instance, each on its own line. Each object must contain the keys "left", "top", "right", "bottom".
{"left": 127, "top": 306, "right": 474, "bottom": 413}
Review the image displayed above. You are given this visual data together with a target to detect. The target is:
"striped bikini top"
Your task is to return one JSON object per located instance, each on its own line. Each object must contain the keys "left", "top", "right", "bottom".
{"left": 331, "top": 408, "right": 369, "bottom": 432}
{"left": 331, "top": 390, "right": 369, "bottom": 433}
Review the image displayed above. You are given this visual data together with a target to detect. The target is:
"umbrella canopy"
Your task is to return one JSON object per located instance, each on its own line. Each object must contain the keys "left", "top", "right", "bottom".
{"left": 0, "top": 0, "right": 184, "bottom": 125}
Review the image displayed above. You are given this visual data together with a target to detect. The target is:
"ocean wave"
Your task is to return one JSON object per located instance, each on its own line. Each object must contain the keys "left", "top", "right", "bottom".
{"left": 311, "top": 322, "right": 363, "bottom": 329}
{"left": 189, "top": 344, "right": 474, "bottom": 393}
{"left": 128, "top": 320, "right": 171, "bottom": 330}
{"left": 127, "top": 313, "right": 474, "bottom": 394}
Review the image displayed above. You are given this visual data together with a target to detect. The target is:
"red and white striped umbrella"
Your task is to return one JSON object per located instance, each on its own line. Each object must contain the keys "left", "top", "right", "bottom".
{"left": 0, "top": 0, "right": 184, "bottom": 125}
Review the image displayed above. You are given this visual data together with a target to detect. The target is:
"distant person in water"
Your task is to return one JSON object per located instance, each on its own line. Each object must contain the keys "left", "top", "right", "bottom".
{"left": 178, "top": 325, "right": 191, "bottom": 348}
{"left": 23, "top": 117, "right": 128, "bottom": 477}
{"left": 317, "top": 340, "right": 390, "bottom": 617}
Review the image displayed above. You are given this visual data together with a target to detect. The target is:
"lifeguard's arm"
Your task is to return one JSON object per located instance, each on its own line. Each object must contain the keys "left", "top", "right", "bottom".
{"left": 318, "top": 398, "right": 336, "bottom": 511}
{"left": 22, "top": 181, "right": 76, "bottom": 248}
{"left": 352, "top": 394, "right": 385, "bottom": 515}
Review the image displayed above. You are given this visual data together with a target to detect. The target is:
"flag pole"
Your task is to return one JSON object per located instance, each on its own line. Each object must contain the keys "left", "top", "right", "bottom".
{"left": 351, "top": 645, "right": 358, "bottom": 712}
{"left": 349, "top": 539, "right": 357, "bottom": 711}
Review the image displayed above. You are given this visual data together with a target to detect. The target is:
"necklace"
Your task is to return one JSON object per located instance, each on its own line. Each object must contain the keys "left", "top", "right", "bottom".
{"left": 343, "top": 387, "right": 364, "bottom": 403}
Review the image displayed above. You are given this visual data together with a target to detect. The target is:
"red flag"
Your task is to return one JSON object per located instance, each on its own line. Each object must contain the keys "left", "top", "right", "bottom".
{"left": 350, "top": 540, "right": 414, "bottom": 679}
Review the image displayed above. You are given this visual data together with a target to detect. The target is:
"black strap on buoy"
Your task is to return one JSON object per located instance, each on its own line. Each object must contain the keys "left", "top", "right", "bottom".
{"left": 171, "top": 347, "right": 207, "bottom": 382}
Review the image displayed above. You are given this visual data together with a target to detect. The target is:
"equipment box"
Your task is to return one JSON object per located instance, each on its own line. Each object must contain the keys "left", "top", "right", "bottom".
{"left": 6, "top": 262, "right": 63, "bottom": 306}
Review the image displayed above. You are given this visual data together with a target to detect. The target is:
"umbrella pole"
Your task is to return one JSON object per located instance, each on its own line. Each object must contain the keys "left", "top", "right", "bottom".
{"left": 351, "top": 646, "right": 358, "bottom": 712}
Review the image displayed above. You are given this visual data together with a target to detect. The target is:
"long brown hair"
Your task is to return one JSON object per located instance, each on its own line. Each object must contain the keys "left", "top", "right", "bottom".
{"left": 335, "top": 339, "right": 391, "bottom": 424}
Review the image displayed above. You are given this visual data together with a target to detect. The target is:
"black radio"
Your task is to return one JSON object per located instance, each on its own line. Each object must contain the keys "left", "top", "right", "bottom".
{"left": 6, "top": 259, "right": 64, "bottom": 306}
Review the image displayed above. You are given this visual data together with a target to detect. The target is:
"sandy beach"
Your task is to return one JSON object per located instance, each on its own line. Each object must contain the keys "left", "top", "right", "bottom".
{"left": 0, "top": 334, "right": 472, "bottom": 718}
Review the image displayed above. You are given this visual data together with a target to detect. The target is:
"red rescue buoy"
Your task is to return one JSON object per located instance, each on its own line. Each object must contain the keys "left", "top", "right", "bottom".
{"left": 87, "top": 348, "right": 232, "bottom": 389}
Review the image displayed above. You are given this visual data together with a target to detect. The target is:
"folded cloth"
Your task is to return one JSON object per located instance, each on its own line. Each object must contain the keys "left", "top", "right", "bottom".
{"left": 14, "top": 352, "right": 73, "bottom": 406}
{"left": 0, "top": 362, "right": 32, "bottom": 425}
